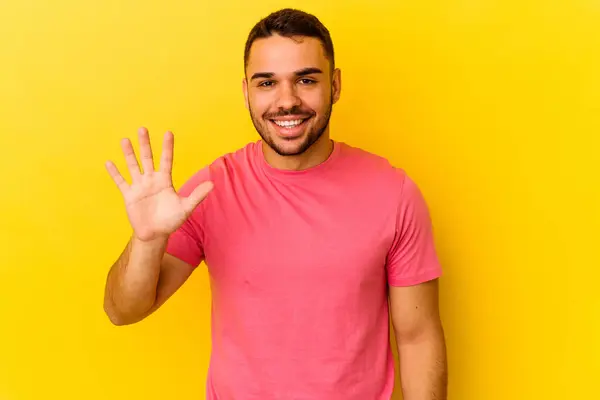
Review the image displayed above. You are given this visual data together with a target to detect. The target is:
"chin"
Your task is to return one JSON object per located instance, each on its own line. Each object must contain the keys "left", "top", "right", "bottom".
{"left": 254, "top": 117, "right": 328, "bottom": 157}
{"left": 269, "top": 136, "right": 312, "bottom": 156}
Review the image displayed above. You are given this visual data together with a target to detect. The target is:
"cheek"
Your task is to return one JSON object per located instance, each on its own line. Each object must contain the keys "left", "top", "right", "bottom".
{"left": 301, "top": 87, "right": 331, "bottom": 112}
{"left": 304, "top": 100, "right": 327, "bottom": 117}
{"left": 249, "top": 93, "right": 273, "bottom": 115}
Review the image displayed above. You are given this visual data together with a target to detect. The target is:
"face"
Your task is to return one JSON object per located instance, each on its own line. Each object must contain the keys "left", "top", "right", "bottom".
{"left": 243, "top": 34, "right": 341, "bottom": 157}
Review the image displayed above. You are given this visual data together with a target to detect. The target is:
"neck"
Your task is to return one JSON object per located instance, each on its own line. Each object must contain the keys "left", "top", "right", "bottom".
{"left": 262, "top": 132, "right": 334, "bottom": 171}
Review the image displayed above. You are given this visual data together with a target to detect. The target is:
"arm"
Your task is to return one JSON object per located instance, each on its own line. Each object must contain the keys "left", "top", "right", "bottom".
{"left": 102, "top": 127, "right": 212, "bottom": 326}
{"left": 103, "top": 235, "right": 195, "bottom": 326}
{"left": 384, "top": 171, "right": 447, "bottom": 397}
{"left": 390, "top": 279, "right": 448, "bottom": 399}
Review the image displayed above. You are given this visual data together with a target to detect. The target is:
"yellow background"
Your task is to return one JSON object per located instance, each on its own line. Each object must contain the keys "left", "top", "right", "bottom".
{"left": 1, "top": 1, "right": 598, "bottom": 399}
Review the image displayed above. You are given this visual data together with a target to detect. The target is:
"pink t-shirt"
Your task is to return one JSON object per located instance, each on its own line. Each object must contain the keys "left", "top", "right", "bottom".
{"left": 166, "top": 140, "right": 442, "bottom": 400}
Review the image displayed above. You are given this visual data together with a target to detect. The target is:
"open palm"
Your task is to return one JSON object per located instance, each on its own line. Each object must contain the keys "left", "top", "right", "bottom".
{"left": 105, "top": 127, "right": 213, "bottom": 242}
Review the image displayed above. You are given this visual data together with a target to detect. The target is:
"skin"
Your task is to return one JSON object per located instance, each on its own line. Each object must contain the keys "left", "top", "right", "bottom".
{"left": 103, "top": 32, "right": 447, "bottom": 399}
{"left": 242, "top": 34, "right": 341, "bottom": 171}
{"left": 103, "top": 128, "right": 212, "bottom": 326}
{"left": 390, "top": 279, "right": 448, "bottom": 399}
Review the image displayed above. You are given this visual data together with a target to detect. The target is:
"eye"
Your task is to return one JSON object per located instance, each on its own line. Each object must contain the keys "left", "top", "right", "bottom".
{"left": 299, "top": 78, "right": 316, "bottom": 85}
{"left": 258, "top": 80, "right": 274, "bottom": 87}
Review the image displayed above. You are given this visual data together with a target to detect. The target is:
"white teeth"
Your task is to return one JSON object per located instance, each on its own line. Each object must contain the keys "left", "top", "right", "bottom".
{"left": 274, "top": 119, "right": 303, "bottom": 128}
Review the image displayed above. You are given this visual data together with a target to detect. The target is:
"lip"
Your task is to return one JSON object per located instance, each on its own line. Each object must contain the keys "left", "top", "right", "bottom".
{"left": 268, "top": 116, "right": 311, "bottom": 138}
{"left": 270, "top": 115, "right": 311, "bottom": 121}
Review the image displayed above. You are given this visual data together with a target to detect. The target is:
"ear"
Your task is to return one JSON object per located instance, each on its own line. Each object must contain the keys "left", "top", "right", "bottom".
{"left": 332, "top": 68, "right": 341, "bottom": 104}
{"left": 242, "top": 78, "right": 249, "bottom": 110}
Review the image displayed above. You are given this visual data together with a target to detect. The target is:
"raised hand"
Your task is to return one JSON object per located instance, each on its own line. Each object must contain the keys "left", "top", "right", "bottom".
{"left": 105, "top": 127, "right": 213, "bottom": 242}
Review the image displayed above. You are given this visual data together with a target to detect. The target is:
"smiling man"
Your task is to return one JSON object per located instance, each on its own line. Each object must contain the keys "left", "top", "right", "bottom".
{"left": 103, "top": 8, "right": 448, "bottom": 400}
{"left": 243, "top": 30, "right": 339, "bottom": 166}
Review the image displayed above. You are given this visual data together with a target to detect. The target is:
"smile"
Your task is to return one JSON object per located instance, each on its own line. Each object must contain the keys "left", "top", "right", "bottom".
{"left": 268, "top": 117, "right": 311, "bottom": 138}
{"left": 273, "top": 119, "right": 305, "bottom": 127}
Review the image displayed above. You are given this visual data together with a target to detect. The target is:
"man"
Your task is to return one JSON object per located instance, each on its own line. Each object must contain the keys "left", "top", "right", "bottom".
{"left": 103, "top": 8, "right": 447, "bottom": 400}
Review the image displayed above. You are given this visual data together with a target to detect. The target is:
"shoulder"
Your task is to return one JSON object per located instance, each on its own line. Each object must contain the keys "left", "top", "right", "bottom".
{"left": 341, "top": 144, "right": 436, "bottom": 233}
{"left": 173, "top": 142, "right": 258, "bottom": 225}
{"left": 177, "top": 141, "right": 258, "bottom": 191}
{"left": 337, "top": 142, "right": 409, "bottom": 192}
{"left": 336, "top": 142, "right": 432, "bottom": 218}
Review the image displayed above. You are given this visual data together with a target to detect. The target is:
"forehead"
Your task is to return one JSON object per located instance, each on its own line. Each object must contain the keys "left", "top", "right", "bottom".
{"left": 246, "top": 34, "right": 329, "bottom": 75}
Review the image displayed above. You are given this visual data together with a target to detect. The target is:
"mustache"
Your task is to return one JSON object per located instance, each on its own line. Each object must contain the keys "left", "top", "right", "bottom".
{"left": 263, "top": 106, "right": 314, "bottom": 119}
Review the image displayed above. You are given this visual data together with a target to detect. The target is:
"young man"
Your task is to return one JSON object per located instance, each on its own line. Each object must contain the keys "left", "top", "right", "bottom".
{"left": 103, "top": 8, "right": 448, "bottom": 400}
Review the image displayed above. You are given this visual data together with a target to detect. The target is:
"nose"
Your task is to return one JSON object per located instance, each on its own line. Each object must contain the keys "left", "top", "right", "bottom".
{"left": 275, "top": 82, "right": 301, "bottom": 110}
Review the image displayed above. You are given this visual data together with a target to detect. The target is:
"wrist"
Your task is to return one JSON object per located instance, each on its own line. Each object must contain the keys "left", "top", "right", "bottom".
{"left": 131, "top": 232, "right": 169, "bottom": 249}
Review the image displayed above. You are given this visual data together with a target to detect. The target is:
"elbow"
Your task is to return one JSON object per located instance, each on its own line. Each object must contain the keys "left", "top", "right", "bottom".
{"left": 395, "top": 319, "right": 445, "bottom": 346}
{"left": 105, "top": 310, "right": 128, "bottom": 326}
{"left": 102, "top": 283, "right": 157, "bottom": 326}
{"left": 107, "top": 315, "right": 127, "bottom": 326}
{"left": 104, "top": 307, "right": 143, "bottom": 326}
{"left": 103, "top": 298, "right": 142, "bottom": 326}
{"left": 104, "top": 302, "right": 128, "bottom": 326}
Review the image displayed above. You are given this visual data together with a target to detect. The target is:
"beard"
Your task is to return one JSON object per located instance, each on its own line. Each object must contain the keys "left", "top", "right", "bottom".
{"left": 248, "top": 100, "right": 333, "bottom": 157}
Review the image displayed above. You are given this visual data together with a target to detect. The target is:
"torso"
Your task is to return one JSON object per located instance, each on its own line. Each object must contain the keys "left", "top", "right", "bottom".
{"left": 176, "top": 140, "right": 407, "bottom": 399}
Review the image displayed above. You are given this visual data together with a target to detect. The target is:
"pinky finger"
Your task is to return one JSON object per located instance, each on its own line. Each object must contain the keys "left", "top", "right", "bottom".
{"left": 105, "top": 160, "right": 130, "bottom": 194}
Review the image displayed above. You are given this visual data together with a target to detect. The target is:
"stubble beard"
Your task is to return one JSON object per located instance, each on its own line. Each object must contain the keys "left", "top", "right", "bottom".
{"left": 248, "top": 100, "right": 333, "bottom": 157}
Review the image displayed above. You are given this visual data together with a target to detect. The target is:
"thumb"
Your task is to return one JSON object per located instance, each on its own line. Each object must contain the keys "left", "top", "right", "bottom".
{"left": 182, "top": 181, "right": 214, "bottom": 215}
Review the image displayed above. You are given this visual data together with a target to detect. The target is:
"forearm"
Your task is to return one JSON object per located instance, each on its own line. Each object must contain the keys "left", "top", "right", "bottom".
{"left": 397, "top": 324, "right": 448, "bottom": 400}
{"left": 104, "top": 235, "right": 168, "bottom": 324}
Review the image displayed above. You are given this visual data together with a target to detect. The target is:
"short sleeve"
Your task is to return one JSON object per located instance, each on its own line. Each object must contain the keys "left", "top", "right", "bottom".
{"left": 386, "top": 172, "right": 443, "bottom": 286}
{"left": 165, "top": 168, "right": 210, "bottom": 267}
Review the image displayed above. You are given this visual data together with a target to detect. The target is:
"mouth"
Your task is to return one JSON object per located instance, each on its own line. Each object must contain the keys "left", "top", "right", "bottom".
{"left": 268, "top": 116, "right": 311, "bottom": 138}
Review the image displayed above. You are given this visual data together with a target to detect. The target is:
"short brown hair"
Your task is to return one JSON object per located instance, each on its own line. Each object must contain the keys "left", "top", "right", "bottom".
{"left": 244, "top": 8, "right": 335, "bottom": 72}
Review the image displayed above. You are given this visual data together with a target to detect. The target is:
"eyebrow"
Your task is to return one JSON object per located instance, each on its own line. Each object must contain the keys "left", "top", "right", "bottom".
{"left": 250, "top": 67, "right": 323, "bottom": 81}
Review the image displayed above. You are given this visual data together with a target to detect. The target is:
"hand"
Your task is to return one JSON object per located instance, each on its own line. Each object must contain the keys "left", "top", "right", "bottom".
{"left": 105, "top": 127, "right": 213, "bottom": 242}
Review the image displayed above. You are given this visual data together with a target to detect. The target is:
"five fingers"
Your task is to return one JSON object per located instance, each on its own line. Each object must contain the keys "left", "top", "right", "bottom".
{"left": 106, "top": 127, "right": 175, "bottom": 191}
{"left": 106, "top": 128, "right": 213, "bottom": 215}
